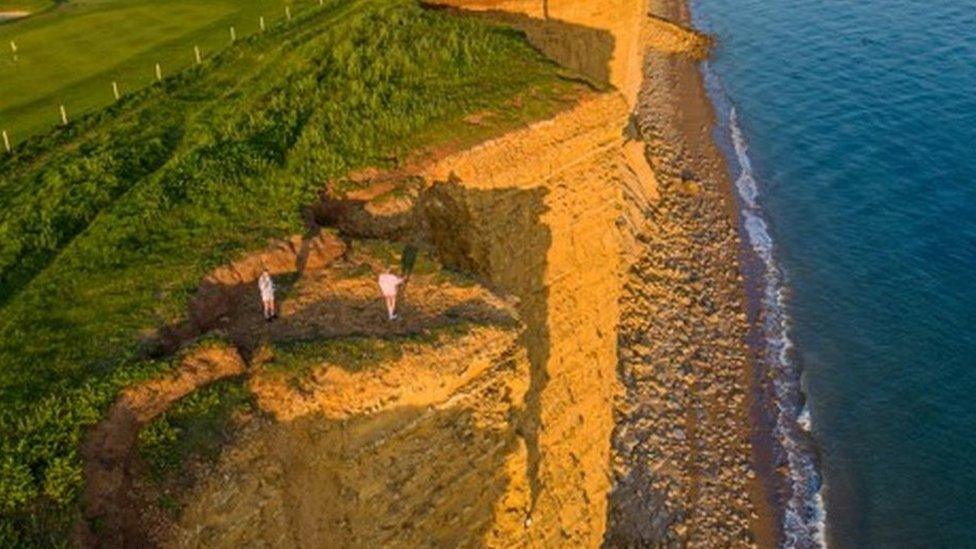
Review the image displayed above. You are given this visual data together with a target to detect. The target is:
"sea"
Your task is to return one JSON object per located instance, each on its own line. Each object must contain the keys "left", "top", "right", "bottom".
{"left": 689, "top": 0, "right": 976, "bottom": 547}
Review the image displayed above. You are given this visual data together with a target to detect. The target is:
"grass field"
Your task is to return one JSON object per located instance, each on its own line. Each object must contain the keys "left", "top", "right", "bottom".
{"left": 0, "top": 0, "right": 580, "bottom": 543}
{"left": 0, "top": 0, "right": 305, "bottom": 143}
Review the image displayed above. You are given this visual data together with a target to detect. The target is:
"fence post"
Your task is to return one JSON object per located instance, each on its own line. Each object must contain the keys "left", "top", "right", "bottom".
{"left": 194, "top": 46, "right": 202, "bottom": 65}
{"left": 59, "top": 104, "right": 68, "bottom": 126}
{"left": 230, "top": 26, "right": 236, "bottom": 42}
{"left": 2, "top": 130, "right": 10, "bottom": 153}
{"left": 259, "top": 15, "right": 265, "bottom": 32}
{"left": 155, "top": 63, "right": 162, "bottom": 82}
{"left": 285, "top": 6, "right": 291, "bottom": 21}
{"left": 112, "top": 81, "right": 120, "bottom": 101}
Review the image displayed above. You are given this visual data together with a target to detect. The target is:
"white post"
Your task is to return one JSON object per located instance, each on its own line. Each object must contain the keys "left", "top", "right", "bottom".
{"left": 230, "top": 26, "right": 236, "bottom": 42}
{"left": 155, "top": 63, "right": 162, "bottom": 82}
{"left": 9, "top": 41, "right": 16, "bottom": 54}
{"left": 319, "top": 0, "right": 323, "bottom": 6}
{"left": 59, "top": 104, "right": 68, "bottom": 126}
{"left": 285, "top": 6, "right": 291, "bottom": 21}
{"left": 2, "top": 130, "right": 10, "bottom": 153}
{"left": 194, "top": 45, "right": 202, "bottom": 64}
{"left": 112, "top": 81, "right": 120, "bottom": 100}
{"left": 259, "top": 15, "right": 265, "bottom": 31}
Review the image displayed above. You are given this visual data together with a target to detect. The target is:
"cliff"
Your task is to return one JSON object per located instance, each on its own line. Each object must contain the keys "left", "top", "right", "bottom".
{"left": 78, "top": 1, "right": 763, "bottom": 546}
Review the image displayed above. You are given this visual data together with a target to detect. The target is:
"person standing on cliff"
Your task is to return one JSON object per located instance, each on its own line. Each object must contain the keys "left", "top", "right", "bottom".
{"left": 378, "top": 267, "right": 406, "bottom": 321}
{"left": 258, "top": 268, "right": 276, "bottom": 322}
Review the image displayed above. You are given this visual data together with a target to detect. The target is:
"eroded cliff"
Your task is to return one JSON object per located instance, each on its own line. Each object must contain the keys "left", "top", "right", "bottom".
{"left": 82, "top": 1, "right": 764, "bottom": 546}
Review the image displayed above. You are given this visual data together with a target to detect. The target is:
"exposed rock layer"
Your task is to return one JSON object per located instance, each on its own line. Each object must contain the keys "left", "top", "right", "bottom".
{"left": 422, "top": 92, "right": 637, "bottom": 545}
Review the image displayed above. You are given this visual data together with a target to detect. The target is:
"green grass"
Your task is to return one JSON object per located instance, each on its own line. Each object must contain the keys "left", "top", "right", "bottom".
{"left": 0, "top": 0, "right": 578, "bottom": 543}
{"left": 0, "top": 0, "right": 306, "bottom": 143}
{"left": 137, "top": 377, "right": 256, "bottom": 483}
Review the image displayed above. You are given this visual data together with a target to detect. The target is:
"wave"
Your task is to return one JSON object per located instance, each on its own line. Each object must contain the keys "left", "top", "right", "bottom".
{"left": 703, "top": 63, "right": 827, "bottom": 548}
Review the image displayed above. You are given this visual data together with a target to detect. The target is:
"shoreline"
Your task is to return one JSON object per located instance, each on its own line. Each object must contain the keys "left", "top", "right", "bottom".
{"left": 665, "top": 1, "right": 787, "bottom": 544}
{"left": 605, "top": 0, "right": 779, "bottom": 545}
{"left": 688, "top": 3, "right": 829, "bottom": 546}
{"left": 696, "top": 34, "right": 829, "bottom": 549}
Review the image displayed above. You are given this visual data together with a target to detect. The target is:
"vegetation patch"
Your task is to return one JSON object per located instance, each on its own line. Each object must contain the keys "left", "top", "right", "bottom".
{"left": 137, "top": 377, "right": 256, "bottom": 483}
{"left": 0, "top": 0, "right": 305, "bottom": 141}
{"left": 264, "top": 320, "right": 479, "bottom": 381}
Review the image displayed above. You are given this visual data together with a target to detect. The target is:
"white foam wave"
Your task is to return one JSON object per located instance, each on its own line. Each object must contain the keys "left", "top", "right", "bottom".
{"left": 725, "top": 96, "right": 828, "bottom": 548}
{"left": 798, "top": 406, "right": 812, "bottom": 432}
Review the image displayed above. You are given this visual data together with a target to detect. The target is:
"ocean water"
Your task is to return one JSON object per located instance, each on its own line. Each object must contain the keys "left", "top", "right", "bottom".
{"left": 690, "top": 0, "right": 976, "bottom": 547}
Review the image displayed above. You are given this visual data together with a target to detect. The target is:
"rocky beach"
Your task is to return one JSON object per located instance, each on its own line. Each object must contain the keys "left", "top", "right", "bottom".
{"left": 606, "top": 0, "right": 775, "bottom": 546}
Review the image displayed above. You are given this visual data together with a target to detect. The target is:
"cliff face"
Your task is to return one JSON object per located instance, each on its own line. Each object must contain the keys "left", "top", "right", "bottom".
{"left": 163, "top": 326, "right": 532, "bottom": 548}
{"left": 422, "top": 92, "right": 637, "bottom": 545}
{"left": 159, "top": 93, "right": 640, "bottom": 548}
{"left": 429, "top": 0, "right": 706, "bottom": 105}
{"left": 134, "top": 2, "right": 754, "bottom": 547}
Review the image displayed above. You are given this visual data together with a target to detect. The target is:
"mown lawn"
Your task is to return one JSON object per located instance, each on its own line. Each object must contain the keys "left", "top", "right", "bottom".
{"left": 0, "top": 0, "right": 302, "bottom": 143}
{"left": 0, "top": 0, "right": 581, "bottom": 544}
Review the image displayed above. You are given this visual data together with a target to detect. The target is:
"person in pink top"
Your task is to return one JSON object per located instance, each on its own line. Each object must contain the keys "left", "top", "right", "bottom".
{"left": 378, "top": 267, "right": 406, "bottom": 321}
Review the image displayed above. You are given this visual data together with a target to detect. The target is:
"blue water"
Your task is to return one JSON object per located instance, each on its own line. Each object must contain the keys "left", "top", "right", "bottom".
{"left": 690, "top": 0, "right": 976, "bottom": 547}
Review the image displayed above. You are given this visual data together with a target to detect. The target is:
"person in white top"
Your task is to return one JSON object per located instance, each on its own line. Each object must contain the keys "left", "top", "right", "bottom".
{"left": 258, "top": 268, "right": 276, "bottom": 321}
{"left": 377, "top": 267, "right": 406, "bottom": 321}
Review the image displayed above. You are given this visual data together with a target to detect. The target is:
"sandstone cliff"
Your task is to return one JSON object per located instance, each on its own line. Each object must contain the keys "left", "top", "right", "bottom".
{"left": 82, "top": 1, "right": 765, "bottom": 546}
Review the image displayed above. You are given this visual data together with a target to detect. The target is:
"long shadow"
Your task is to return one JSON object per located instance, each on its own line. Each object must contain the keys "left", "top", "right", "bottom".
{"left": 260, "top": 294, "right": 518, "bottom": 347}
{"left": 419, "top": 180, "right": 552, "bottom": 514}
{"left": 156, "top": 227, "right": 343, "bottom": 355}
{"left": 178, "top": 273, "right": 518, "bottom": 357}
